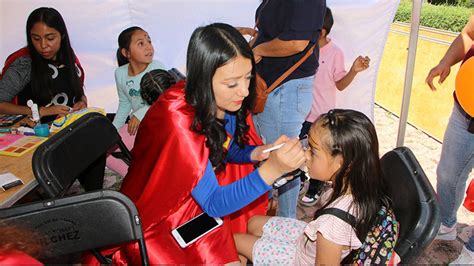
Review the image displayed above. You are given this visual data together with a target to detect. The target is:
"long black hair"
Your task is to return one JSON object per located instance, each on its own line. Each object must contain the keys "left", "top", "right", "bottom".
{"left": 312, "top": 109, "right": 391, "bottom": 240}
{"left": 185, "top": 23, "right": 256, "bottom": 171}
{"left": 26, "top": 7, "right": 84, "bottom": 105}
{"left": 116, "top": 26, "right": 143, "bottom": 66}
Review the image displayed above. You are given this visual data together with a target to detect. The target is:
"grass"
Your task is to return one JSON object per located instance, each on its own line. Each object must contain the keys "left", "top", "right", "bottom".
{"left": 395, "top": 0, "right": 473, "bottom": 32}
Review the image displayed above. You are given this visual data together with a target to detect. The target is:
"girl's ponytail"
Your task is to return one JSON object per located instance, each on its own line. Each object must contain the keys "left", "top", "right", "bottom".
{"left": 116, "top": 48, "right": 128, "bottom": 66}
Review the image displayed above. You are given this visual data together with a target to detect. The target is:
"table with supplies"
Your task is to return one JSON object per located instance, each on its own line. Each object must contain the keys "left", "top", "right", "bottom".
{"left": 0, "top": 116, "right": 43, "bottom": 208}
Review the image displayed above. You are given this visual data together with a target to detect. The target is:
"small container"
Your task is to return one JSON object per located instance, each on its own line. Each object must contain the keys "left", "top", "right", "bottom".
{"left": 34, "top": 123, "right": 50, "bottom": 137}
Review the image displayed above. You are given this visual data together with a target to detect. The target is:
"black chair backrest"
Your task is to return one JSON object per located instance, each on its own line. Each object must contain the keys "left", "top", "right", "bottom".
{"left": 32, "top": 112, "right": 131, "bottom": 197}
{"left": 380, "top": 146, "right": 440, "bottom": 263}
{"left": 0, "top": 190, "right": 148, "bottom": 265}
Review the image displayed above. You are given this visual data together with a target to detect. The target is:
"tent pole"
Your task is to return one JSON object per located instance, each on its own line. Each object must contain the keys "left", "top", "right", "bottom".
{"left": 396, "top": 0, "right": 423, "bottom": 147}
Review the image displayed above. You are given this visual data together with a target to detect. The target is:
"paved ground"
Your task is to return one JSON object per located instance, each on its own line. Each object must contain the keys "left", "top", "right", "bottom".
{"left": 296, "top": 104, "right": 473, "bottom": 264}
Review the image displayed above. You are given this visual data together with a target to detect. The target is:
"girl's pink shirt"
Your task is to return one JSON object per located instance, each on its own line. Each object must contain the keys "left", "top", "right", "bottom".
{"left": 294, "top": 193, "right": 362, "bottom": 264}
{"left": 306, "top": 39, "right": 347, "bottom": 122}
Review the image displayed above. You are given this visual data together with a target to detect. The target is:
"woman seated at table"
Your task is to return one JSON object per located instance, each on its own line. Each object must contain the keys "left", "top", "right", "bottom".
{"left": 103, "top": 23, "right": 306, "bottom": 265}
{"left": 0, "top": 7, "right": 87, "bottom": 123}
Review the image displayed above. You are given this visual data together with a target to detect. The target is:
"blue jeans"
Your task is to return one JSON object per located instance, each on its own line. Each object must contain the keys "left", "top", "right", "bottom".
{"left": 436, "top": 103, "right": 474, "bottom": 251}
{"left": 253, "top": 75, "right": 313, "bottom": 218}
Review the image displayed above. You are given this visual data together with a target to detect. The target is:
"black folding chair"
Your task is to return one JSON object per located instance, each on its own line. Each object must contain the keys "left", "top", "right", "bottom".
{"left": 380, "top": 146, "right": 441, "bottom": 263}
{"left": 0, "top": 190, "right": 148, "bottom": 265}
{"left": 32, "top": 112, "right": 131, "bottom": 198}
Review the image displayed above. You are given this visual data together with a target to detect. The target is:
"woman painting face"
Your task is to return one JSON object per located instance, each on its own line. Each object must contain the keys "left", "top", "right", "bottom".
{"left": 212, "top": 55, "right": 252, "bottom": 119}
{"left": 30, "top": 22, "right": 61, "bottom": 60}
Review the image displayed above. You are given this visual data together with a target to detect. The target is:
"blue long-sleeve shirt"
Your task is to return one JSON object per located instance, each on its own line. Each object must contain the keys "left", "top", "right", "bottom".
{"left": 191, "top": 113, "right": 271, "bottom": 217}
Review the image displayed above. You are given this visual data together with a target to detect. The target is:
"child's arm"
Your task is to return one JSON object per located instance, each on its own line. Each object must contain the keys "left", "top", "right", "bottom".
{"left": 132, "top": 105, "right": 149, "bottom": 122}
{"left": 335, "top": 56, "right": 370, "bottom": 91}
{"left": 315, "top": 232, "right": 343, "bottom": 265}
{"left": 127, "top": 104, "right": 149, "bottom": 135}
{"left": 112, "top": 73, "right": 132, "bottom": 129}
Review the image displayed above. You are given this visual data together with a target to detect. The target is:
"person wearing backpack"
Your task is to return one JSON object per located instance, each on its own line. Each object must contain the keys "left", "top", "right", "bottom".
{"left": 234, "top": 109, "right": 400, "bottom": 264}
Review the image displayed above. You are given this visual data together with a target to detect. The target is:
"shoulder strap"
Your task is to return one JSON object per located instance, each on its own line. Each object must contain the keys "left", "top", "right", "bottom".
{"left": 253, "top": 1, "right": 316, "bottom": 94}
{"left": 314, "top": 207, "right": 363, "bottom": 242}
{"left": 266, "top": 44, "right": 316, "bottom": 94}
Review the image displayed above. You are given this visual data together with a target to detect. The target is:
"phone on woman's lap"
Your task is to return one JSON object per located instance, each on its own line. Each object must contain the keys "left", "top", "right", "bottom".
{"left": 171, "top": 212, "right": 223, "bottom": 248}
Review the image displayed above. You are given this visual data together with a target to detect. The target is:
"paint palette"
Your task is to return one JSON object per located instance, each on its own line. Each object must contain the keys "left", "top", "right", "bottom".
{"left": 0, "top": 134, "right": 46, "bottom": 157}
{"left": 0, "top": 114, "right": 24, "bottom": 127}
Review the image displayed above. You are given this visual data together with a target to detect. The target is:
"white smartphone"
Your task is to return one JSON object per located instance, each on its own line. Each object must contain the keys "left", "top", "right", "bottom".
{"left": 171, "top": 212, "right": 223, "bottom": 248}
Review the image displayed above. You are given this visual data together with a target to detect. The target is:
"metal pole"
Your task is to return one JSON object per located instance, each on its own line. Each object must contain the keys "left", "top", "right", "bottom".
{"left": 396, "top": 0, "right": 423, "bottom": 147}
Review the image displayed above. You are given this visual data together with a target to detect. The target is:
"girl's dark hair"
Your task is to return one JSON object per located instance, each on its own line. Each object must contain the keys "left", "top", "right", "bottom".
{"left": 26, "top": 7, "right": 84, "bottom": 105}
{"left": 116, "top": 26, "right": 143, "bottom": 66}
{"left": 185, "top": 23, "right": 256, "bottom": 171}
{"left": 140, "top": 69, "right": 176, "bottom": 105}
{"left": 313, "top": 109, "right": 391, "bottom": 240}
{"left": 0, "top": 223, "right": 44, "bottom": 259}
{"left": 323, "top": 7, "right": 334, "bottom": 35}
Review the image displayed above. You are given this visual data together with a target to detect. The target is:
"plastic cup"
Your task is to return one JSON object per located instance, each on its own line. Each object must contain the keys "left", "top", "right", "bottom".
{"left": 34, "top": 123, "right": 50, "bottom": 137}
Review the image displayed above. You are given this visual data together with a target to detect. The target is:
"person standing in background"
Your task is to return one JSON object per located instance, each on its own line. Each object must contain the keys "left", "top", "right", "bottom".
{"left": 425, "top": 13, "right": 474, "bottom": 265}
{"left": 299, "top": 7, "right": 370, "bottom": 207}
{"left": 240, "top": 0, "right": 326, "bottom": 218}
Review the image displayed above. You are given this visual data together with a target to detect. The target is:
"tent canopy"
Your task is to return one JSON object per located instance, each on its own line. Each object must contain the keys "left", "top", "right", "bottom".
{"left": 0, "top": 0, "right": 400, "bottom": 119}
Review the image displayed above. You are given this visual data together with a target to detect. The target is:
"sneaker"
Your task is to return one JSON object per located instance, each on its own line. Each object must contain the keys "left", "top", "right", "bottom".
{"left": 299, "top": 193, "right": 320, "bottom": 207}
{"left": 435, "top": 224, "right": 457, "bottom": 241}
{"left": 450, "top": 246, "right": 474, "bottom": 265}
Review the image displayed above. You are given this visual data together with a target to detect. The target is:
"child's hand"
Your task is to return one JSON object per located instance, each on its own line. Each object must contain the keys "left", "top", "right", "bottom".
{"left": 127, "top": 115, "right": 140, "bottom": 136}
{"left": 351, "top": 56, "right": 370, "bottom": 73}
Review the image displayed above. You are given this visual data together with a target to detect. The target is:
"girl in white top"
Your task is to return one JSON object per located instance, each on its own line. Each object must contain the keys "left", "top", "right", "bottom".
{"left": 234, "top": 109, "right": 393, "bottom": 265}
{"left": 107, "top": 26, "right": 165, "bottom": 177}
{"left": 112, "top": 26, "right": 165, "bottom": 133}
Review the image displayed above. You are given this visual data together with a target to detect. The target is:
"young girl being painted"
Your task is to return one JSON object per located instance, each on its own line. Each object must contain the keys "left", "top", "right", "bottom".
{"left": 234, "top": 109, "right": 397, "bottom": 265}
{"left": 107, "top": 26, "right": 166, "bottom": 176}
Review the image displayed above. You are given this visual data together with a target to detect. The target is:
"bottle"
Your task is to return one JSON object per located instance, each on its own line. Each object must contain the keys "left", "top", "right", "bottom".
{"left": 27, "top": 100, "right": 40, "bottom": 122}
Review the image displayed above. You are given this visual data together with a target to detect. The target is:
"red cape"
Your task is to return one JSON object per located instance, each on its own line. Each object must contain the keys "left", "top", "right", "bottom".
{"left": 107, "top": 80, "right": 267, "bottom": 264}
{"left": 1, "top": 47, "right": 85, "bottom": 105}
{"left": 0, "top": 251, "right": 43, "bottom": 265}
